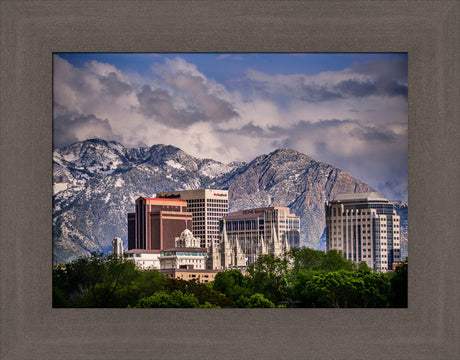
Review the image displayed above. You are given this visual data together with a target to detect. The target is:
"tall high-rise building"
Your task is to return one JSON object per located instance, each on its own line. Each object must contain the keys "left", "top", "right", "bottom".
{"left": 156, "top": 189, "right": 228, "bottom": 248}
{"left": 127, "top": 197, "right": 193, "bottom": 251}
{"left": 222, "top": 206, "right": 300, "bottom": 264}
{"left": 325, "top": 192, "right": 401, "bottom": 272}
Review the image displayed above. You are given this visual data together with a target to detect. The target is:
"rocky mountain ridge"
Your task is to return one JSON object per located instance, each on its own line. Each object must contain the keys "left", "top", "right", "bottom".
{"left": 53, "top": 139, "right": 407, "bottom": 264}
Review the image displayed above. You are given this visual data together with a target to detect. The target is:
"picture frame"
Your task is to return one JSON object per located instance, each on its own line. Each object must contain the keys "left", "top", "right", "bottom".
{"left": 1, "top": 1, "right": 458, "bottom": 359}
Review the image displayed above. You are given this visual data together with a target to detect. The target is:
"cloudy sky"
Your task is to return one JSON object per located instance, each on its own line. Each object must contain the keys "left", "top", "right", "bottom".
{"left": 53, "top": 53, "right": 408, "bottom": 200}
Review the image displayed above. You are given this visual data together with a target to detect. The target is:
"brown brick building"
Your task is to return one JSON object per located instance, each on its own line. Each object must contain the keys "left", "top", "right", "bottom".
{"left": 127, "top": 197, "right": 193, "bottom": 251}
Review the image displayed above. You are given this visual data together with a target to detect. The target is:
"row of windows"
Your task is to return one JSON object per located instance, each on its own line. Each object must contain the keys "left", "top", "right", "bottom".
{"left": 179, "top": 259, "right": 204, "bottom": 263}
{"left": 174, "top": 273, "right": 212, "bottom": 279}
{"left": 192, "top": 212, "right": 228, "bottom": 218}
{"left": 208, "top": 216, "right": 225, "bottom": 221}
{"left": 331, "top": 214, "right": 373, "bottom": 219}
{"left": 162, "top": 252, "right": 207, "bottom": 257}
{"left": 187, "top": 203, "right": 228, "bottom": 209}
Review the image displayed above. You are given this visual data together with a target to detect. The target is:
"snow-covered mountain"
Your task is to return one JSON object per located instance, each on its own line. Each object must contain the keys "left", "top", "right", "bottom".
{"left": 53, "top": 139, "right": 407, "bottom": 264}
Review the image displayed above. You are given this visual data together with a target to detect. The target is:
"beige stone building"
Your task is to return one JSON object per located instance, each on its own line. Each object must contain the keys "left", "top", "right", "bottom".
{"left": 207, "top": 220, "right": 247, "bottom": 270}
{"left": 158, "top": 268, "right": 220, "bottom": 284}
{"left": 159, "top": 229, "right": 207, "bottom": 270}
{"left": 222, "top": 206, "right": 298, "bottom": 265}
{"left": 158, "top": 229, "right": 220, "bottom": 283}
{"left": 325, "top": 192, "right": 401, "bottom": 272}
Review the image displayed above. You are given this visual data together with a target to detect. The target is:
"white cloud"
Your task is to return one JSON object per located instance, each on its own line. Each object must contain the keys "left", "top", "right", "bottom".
{"left": 53, "top": 54, "right": 408, "bottom": 199}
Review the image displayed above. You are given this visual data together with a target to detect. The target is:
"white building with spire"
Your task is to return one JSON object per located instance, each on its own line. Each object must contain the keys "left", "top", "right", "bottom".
{"left": 208, "top": 220, "right": 247, "bottom": 270}
{"left": 220, "top": 207, "right": 297, "bottom": 266}
{"left": 158, "top": 228, "right": 221, "bottom": 283}
{"left": 159, "top": 229, "right": 207, "bottom": 270}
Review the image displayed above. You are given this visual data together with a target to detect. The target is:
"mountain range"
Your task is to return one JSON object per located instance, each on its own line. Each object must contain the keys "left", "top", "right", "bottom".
{"left": 53, "top": 139, "right": 408, "bottom": 264}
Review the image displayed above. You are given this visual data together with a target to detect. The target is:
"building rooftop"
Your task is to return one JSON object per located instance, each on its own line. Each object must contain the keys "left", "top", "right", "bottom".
{"left": 332, "top": 192, "right": 389, "bottom": 202}
{"left": 159, "top": 268, "right": 221, "bottom": 274}
{"left": 161, "top": 247, "right": 207, "bottom": 253}
{"left": 225, "top": 206, "right": 294, "bottom": 219}
{"left": 137, "top": 196, "right": 187, "bottom": 203}
{"left": 125, "top": 249, "right": 162, "bottom": 254}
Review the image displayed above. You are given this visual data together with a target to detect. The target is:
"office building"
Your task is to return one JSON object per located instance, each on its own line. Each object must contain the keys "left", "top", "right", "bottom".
{"left": 127, "top": 197, "right": 193, "bottom": 251}
{"left": 325, "top": 192, "right": 401, "bottom": 272}
{"left": 222, "top": 206, "right": 299, "bottom": 265}
{"left": 156, "top": 189, "right": 229, "bottom": 248}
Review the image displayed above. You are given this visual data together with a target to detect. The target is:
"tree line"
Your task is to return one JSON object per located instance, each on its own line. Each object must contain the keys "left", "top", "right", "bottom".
{"left": 53, "top": 249, "right": 407, "bottom": 308}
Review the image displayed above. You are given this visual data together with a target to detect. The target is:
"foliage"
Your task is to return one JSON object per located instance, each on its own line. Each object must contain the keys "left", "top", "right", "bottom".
{"left": 53, "top": 249, "right": 408, "bottom": 308}
{"left": 236, "top": 293, "right": 275, "bottom": 308}
{"left": 165, "top": 278, "right": 233, "bottom": 308}
{"left": 212, "top": 269, "right": 254, "bottom": 301}
{"left": 295, "top": 270, "right": 390, "bottom": 308}
{"left": 247, "top": 254, "right": 289, "bottom": 304}
{"left": 136, "top": 290, "right": 200, "bottom": 308}
{"left": 388, "top": 257, "right": 408, "bottom": 307}
{"left": 321, "top": 250, "right": 356, "bottom": 272}
{"left": 288, "top": 247, "right": 325, "bottom": 272}
{"left": 53, "top": 253, "right": 164, "bottom": 308}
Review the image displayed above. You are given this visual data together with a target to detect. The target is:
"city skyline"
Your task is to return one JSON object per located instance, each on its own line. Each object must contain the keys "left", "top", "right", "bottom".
{"left": 53, "top": 53, "right": 408, "bottom": 200}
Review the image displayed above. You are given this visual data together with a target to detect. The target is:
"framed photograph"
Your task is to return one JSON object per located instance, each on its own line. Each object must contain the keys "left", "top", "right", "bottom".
{"left": 1, "top": 1, "right": 458, "bottom": 359}
{"left": 52, "top": 51, "right": 408, "bottom": 308}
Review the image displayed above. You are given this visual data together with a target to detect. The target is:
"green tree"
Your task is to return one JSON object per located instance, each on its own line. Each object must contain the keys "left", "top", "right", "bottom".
{"left": 236, "top": 293, "right": 275, "bottom": 308}
{"left": 248, "top": 254, "right": 289, "bottom": 304}
{"left": 53, "top": 252, "right": 109, "bottom": 307}
{"left": 321, "top": 250, "right": 356, "bottom": 272}
{"left": 165, "top": 278, "right": 232, "bottom": 308}
{"left": 53, "top": 253, "right": 167, "bottom": 308}
{"left": 74, "top": 254, "right": 140, "bottom": 307}
{"left": 212, "top": 269, "right": 254, "bottom": 301}
{"left": 288, "top": 247, "right": 325, "bottom": 273}
{"left": 115, "top": 268, "right": 166, "bottom": 307}
{"left": 359, "top": 270, "right": 390, "bottom": 307}
{"left": 301, "top": 271, "right": 359, "bottom": 307}
{"left": 389, "top": 257, "right": 408, "bottom": 307}
{"left": 136, "top": 290, "right": 200, "bottom": 308}
{"left": 291, "top": 269, "right": 318, "bottom": 307}
{"left": 357, "top": 261, "right": 372, "bottom": 272}
{"left": 298, "top": 270, "right": 390, "bottom": 308}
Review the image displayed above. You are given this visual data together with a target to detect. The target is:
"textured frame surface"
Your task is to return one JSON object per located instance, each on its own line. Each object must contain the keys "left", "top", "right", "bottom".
{"left": 1, "top": 1, "right": 459, "bottom": 359}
